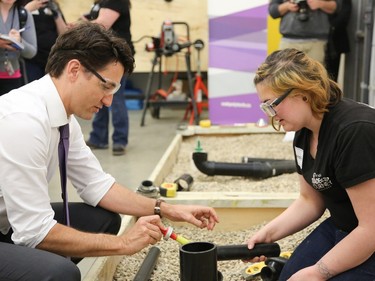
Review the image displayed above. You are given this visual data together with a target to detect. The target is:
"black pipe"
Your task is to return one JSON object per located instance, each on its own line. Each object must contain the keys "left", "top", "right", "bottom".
{"left": 241, "top": 156, "right": 294, "bottom": 164}
{"left": 193, "top": 152, "right": 296, "bottom": 178}
{"left": 133, "top": 246, "right": 161, "bottom": 281}
{"left": 260, "top": 256, "right": 289, "bottom": 281}
{"left": 217, "top": 243, "right": 280, "bottom": 261}
{"left": 180, "top": 242, "right": 221, "bottom": 281}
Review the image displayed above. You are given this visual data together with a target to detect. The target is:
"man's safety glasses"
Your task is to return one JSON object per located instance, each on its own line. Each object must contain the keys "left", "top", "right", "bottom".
{"left": 259, "top": 88, "right": 293, "bottom": 117}
{"left": 84, "top": 63, "right": 121, "bottom": 96}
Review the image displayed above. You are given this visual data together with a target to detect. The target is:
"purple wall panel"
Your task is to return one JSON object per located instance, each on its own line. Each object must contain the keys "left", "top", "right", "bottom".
{"left": 209, "top": 4, "right": 268, "bottom": 124}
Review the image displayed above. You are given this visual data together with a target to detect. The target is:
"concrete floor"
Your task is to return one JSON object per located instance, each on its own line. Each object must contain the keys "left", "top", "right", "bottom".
{"left": 49, "top": 107, "right": 193, "bottom": 202}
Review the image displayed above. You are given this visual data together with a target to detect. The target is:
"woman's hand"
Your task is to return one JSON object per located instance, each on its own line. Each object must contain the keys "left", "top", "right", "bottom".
{"left": 242, "top": 231, "right": 271, "bottom": 263}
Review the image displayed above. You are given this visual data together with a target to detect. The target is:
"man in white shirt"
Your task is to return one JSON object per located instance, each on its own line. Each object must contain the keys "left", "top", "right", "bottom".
{"left": 0, "top": 22, "right": 219, "bottom": 281}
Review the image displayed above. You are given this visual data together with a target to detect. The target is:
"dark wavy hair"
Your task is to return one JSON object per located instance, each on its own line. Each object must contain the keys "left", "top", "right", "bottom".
{"left": 46, "top": 21, "right": 135, "bottom": 77}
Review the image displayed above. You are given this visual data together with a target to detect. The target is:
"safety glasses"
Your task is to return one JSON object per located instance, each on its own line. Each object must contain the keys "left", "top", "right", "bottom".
{"left": 259, "top": 88, "right": 293, "bottom": 117}
{"left": 83, "top": 63, "right": 121, "bottom": 96}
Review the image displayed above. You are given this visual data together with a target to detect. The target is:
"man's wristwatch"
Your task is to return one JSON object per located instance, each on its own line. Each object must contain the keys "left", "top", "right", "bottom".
{"left": 154, "top": 199, "right": 165, "bottom": 217}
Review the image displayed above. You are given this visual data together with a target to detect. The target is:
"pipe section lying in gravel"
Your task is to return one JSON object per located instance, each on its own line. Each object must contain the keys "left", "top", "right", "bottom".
{"left": 133, "top": 246, "right": 160, "bottom": 281}
{"left": 193, "top": 152, "right": 296, "bottom": 178}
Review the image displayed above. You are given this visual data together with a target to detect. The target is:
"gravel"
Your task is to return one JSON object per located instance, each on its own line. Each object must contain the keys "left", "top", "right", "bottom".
{"left": 113, "top": 134, "right": 328, "bottom": 281}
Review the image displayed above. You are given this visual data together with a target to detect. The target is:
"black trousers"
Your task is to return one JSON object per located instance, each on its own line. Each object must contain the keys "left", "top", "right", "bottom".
{"left": 0, "top": 202, "right": 121, "bottom": 281}
{"left": 0, "top": 77, "right": 24, "bottom": 96}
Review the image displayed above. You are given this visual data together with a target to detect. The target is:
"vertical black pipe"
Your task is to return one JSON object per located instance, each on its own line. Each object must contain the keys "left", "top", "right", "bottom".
{"left": 140, "top": 52, "right": 160, "bottom": 126}
{"left": 180, "top": 242, "right": 220, "bottom": 281}
{"left": 133, "top": 246, "right": 161, "bottom": 281}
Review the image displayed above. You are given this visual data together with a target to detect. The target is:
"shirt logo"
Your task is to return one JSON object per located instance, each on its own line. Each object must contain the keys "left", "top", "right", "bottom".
{"left": 312, "top": 173, "right": 332, "bottom": 191}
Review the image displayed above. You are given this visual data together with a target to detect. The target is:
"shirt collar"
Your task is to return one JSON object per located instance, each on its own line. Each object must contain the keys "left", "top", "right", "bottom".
{"left": 40, "top": 75, "right": 70, "bottom": 128}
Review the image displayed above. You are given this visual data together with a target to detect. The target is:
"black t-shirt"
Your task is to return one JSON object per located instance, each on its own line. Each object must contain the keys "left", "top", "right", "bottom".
{"left": 90, "top": 0, "right": 134, "bottom": 55}
{"left": 25, "top": 6, "right": 64, "bottom": 66}
{"left": 293, "top": 98, "right": 375, "bottom": 232}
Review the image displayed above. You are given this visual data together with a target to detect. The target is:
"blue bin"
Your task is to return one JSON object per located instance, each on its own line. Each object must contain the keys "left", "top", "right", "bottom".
{"left": 125, "top": 88, "right": 143, "bottom": 110}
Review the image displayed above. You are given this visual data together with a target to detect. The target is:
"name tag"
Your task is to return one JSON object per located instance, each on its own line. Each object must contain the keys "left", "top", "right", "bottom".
{"left": 294, "top": 146, "right": 303, "bottom": 170}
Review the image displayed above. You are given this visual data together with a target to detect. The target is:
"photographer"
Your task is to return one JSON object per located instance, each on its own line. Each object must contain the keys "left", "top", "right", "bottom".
{"left": 269, "top": 0, "right": 338, "bottom": 65}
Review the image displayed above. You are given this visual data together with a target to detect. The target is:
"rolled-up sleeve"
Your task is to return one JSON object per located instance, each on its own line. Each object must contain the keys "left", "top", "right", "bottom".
{"left": 269, "top": 0, "right": 282, "bottom": 19}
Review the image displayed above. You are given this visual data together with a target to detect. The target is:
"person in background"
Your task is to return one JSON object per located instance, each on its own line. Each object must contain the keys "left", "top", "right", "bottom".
{"left": 83, "top": 0, "right": 134, "bottom": 156}
{"left": 0, "top": 22, "right": 219, "bottom": 281}
{"left": 0, "top": 0, "right": 37, "bottom": 95}
{"left": 246, "top": 48, "right": 375, "bottom": 280}
{"left": 325, "top": 0, "right": 351, "bottom": 82}
{"left": 269, "top": 0, "right": 338, "bottom": 65}
{"left": 21, "top": 0, "right": 68, "bottom": 82}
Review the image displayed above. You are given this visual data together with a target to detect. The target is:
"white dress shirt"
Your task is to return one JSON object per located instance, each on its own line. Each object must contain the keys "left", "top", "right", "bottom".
{"left": 0, "top": 75, "right": 115, "bottom": 247}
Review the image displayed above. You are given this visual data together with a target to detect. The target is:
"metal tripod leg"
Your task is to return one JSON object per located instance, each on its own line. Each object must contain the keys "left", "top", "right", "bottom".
{"left": 185, "top": 52, "right": 199, "bottom": 125}
{"left": 140, "top": 52, "right": 160, "bottom": 126}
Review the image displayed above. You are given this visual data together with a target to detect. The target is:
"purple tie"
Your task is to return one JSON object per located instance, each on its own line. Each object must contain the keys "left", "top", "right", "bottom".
{"left": 58, "top": 124, "right": 70, "bottom": 226}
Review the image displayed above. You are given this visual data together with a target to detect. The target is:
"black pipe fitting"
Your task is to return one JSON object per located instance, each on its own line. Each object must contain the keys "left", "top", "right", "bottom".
{"left": 180, "top": 242, "right": 280, "bottom": 281}
{"left": 136, "top": 180, "right": 159, "bottom": 198}
{"left": 180, "top": 242, "right": 222, "bottom": 281}
{"left": 260, "top": 256, "right": 289, "bottom": 281}
{"left": 193, "top": 152, "right": 296, "bottom": 178}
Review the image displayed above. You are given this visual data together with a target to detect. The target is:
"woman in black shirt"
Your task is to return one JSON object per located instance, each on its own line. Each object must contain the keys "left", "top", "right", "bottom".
{"left": 247, "top": 48, "right": 375, "bottom": 280}
{"left": 21, "top": 0, "right": 67, "bottom": 82}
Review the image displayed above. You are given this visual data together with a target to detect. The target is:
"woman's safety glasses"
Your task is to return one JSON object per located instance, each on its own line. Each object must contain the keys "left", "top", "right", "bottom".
{"left": 259, "top": 89, "right": 293, "bottom": 117}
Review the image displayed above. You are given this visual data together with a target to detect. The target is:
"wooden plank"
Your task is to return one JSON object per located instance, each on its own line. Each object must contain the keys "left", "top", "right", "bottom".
{"left": 162, "top": 191, "right": 298, "bottom": 208}
{"left": 178, "top": 123, "right": 282, "bottom": 136}
{"left": 149, "top": 134, "right": 182, "bottom": 186}
{"left": 169, "top": 208, "right": 288, "bottom": 231}
{"left": 79, "top": 216, "right": 136, "bottom": 281}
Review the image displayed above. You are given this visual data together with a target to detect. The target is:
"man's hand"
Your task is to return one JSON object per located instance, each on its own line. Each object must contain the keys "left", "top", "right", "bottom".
{"left": 119, "top": 215, "right": 164, "bottom": 255}
{"left": 163, "top": 204, "right": 219, "bottom": 230}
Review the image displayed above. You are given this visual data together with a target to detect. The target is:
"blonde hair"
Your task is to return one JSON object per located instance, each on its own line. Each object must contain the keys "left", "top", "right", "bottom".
{"left": 254, "top": 48, "right": 342, "bottom": 118}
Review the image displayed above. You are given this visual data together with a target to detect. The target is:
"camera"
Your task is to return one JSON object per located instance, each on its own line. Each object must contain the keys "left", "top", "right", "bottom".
{"left": 293, "top": 0, "right": 309, "bottom": 21}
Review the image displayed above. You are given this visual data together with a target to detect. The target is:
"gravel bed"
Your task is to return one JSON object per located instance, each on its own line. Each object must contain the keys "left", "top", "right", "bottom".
{"left": 114, "top": 134, "right": 328, "bottom": 280}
